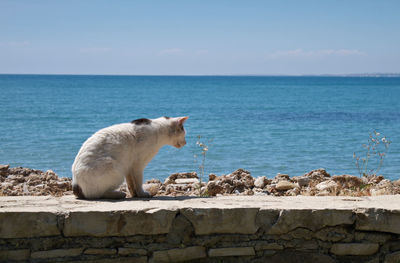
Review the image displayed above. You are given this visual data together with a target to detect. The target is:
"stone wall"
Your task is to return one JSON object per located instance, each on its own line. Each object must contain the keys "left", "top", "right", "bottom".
{"left": 1, "top": 195, "right": 400, "bottom": 262}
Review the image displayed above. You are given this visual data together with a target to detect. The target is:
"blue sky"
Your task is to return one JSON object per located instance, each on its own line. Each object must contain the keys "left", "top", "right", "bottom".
{"left": 1, "top": 0, "right": 399, "bottom": 75}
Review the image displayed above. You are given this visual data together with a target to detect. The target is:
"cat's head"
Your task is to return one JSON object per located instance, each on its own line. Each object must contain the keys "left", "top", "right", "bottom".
{"left": 167, "top": 116, "right": 189, "bottom": 148}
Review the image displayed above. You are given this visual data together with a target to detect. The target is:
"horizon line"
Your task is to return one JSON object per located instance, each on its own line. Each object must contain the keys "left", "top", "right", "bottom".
{"left": 1, "top": 73, "right": 400, "bottom": 77}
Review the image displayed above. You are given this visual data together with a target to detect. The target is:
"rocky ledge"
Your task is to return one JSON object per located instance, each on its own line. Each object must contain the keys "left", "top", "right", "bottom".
{"left": 1, "top": 164, "right": 400, "bottom": 197}
{"left": 0, "top": 165, "right": 72, "bottom": 196}
{"left": 1, "top": 195, "right": 400, "bottom": 262}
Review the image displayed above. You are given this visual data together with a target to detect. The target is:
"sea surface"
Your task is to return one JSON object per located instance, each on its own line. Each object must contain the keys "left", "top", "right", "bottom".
{"left": 1, "top": 75, "right": 400, "bottom": 181}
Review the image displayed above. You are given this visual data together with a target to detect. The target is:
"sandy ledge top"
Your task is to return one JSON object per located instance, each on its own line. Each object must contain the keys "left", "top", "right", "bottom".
{"left": 1, "top": 195, "right": 400, "bottom": 213}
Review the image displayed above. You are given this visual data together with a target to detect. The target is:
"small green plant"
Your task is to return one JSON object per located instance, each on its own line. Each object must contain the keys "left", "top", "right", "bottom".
{"left": 353, "top": 131, "right": 391, "bottom": 177}
{"left": 194, "top": 135, "right": 212, "bottom": 196}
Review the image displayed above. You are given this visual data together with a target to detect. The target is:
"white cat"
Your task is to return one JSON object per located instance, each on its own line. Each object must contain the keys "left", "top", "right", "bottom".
{"left": 71, "top": 116, "right": 188, "bottom": 199}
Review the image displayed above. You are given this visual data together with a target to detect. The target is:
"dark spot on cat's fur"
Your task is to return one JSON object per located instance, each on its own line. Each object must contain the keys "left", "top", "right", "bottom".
{"left": 164, "top": 116, "right": 170, "bottom": 119}
{"left": 131, "top": 118, "right": 152, "bottom": 125}
{"left": 73, "top": 184, "right": 85, "bottom": 199}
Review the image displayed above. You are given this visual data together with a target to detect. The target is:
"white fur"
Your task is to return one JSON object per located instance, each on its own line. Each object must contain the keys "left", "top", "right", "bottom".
{"left": 72, "top": 116, "right": 187, "bottom": 199}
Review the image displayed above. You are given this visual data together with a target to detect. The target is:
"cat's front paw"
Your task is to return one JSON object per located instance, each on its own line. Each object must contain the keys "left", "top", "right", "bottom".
{"left": 138, "top": 191, "right": 152, "bottom": 198}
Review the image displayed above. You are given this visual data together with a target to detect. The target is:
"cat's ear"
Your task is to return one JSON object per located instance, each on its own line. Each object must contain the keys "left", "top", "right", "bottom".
{"left": 178, "top": 116, "right": 189, "bottom": 125}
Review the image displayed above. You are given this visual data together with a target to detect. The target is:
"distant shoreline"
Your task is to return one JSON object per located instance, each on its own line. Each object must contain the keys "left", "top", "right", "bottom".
{"left": 1, "top": 73, "right": 400, "bottom": 77}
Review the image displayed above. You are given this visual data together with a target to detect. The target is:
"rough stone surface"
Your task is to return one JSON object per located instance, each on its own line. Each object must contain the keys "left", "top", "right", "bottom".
{"left": 151, "top": 246, "right": 206, "bottom": 262}
{"left": 355, "top": 231, "right": 392, "bottom": 244}
{"left": 118, "top": 248, "right": 147, "bottom": 256}
{"left": 208, "top": 247, "right": 255, "bottom": 257}
{"left": 276, "top": 181, "right": 296, "bottom": 191}
{"left": 205, "top": 169, "right": 255, "bottom": 196}
{"left": 314, "top": 226, "right": 351, "bottom": 242}
{"left": 254, "top": 176, "right": 267, "bottom": 188}
{"left": 268, "top": 251, "right": 337, "bottom": 263}
{"left": 0, "top": 249, "right": 30, "bottom": 261}
{"left": 295, "top": 176, "right": 311, "bottom": 187}
{"left": 268, "top": 209, "right": 355, "bottom": 234}
{"left": 64, "top": 209, "right": 177, "bottom": 237}
{"left": 175, "top": 178, "right": 199, "bottom": 184}
{"left": 330, "top": 243, "right": 379, "bottom": 256}
{"left": 385, "top": 251, "right": 400, "bottom": 263}
{"left": 142, "top": 183, "right": 160, "bottom": 196}
{"left": 2, "top": 165, "right": 400, "bottom": 197}
{"left": 67, "top": 257, "right": 147, "bottom": 263}
{"left": 167, "top": 214, "right": 194, "bottom": 244}
{"left": 0, "top": 166, "right": 72, "bottom": 196}
{"left": 1, "top": 195, "right": 400, "bottom": 262}
{"left": 84, "top": 248, "right": 117, "bottom": 255}
{"left": 0, "top": 164, "right": 9, "bottom": 176}
{"left": 181, "top": 207, "right": 259, "bottom": 235}
{"left": 31, "top": 248, "right": 84, "bottom": 259}
{"left": 356, "top": 208, "right": 400, "bottom": 234}
{"left": 254, "top": 242, "right": 284, "bottom": 250}
{"left": 0, "top": 211, "right": 60, "bottom": 238}
{"left": 256, "top": 209, "right": 280, "bottom": 232}
{"left": 316, "top": 180, "right": 339, "bottom": 191}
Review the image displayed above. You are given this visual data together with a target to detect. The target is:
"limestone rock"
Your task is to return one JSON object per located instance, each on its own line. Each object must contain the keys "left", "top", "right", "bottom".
{"left": 0, "top": 249, "right": 30, "bottom": 261}
{"left": 314, "top": 226, "right": 351, "bottom": 242}
{"left": 31, "top": 248, "right": 84, "bottom": 259}
{"left": 366, "top": 258, "right": 380, "bottom": 263}
{"left": 393, "top": 179, "right": 400, "bottom": 186}
{"left": 371, "top": 188, "right": 387, "bottom": 196}
{"left": 256, "top": 209, "right": 281, "bottom": 233}
{"left": 254, "top": 242, "right": 284, "bottom": 251}
{"left": 0, "top": 164, "right": 9, "bottom": 176}
{"left": 145, "top": 179, "right": 161, "bottom": 184}
{"left": 142, "top": 183, "right": 160, "bottom": 196}
{"left": 118, "top": 248, "right": 147, "bottom": 256}
{"left": 2, "top": 165, "right": 399, "bottom": 197}
{"left": 330, "top": 243, "right": 379, "bottom": 256}
{"left": 333, "top": 174, "right": 363, "bottom": 189}
{"left": 303, "top": 168, "right": 331, "bottom": 180}
{"left": 209, "top": 173, "right": 216, "bottom": 181}
{"left": 166, "top": 172, "right": 198, "bottom": 182}
{"left": 205, "top": 169, "right": 254, "bottom": 196}
{"left": 181, "top": 207, "right": 259, "bottom": 235}
{"left": 254, "top": 176, "right": 267, "bottom": 188}
{"left": 316, "top": 180, "right": 338, "bottom": 191}
{"left": 316, "top": 190, "right": 331, "bottom": 196}
{"left": 295, "top": 176, "right": 311, "bottom": 187}
{"left": 268, "top": 209, "right": 355, "bottom": 234}
{"left": 0, "top": 166, "right": 72, "bottom": 196}
{"left": 268, "top": 251, "right": 337, "bottom": 263}
{"left": 208, "top": 247, "right": 255, "bottom": 257}
{"left": 276, "top": 181, "right": 296, "bottom": 191}
{"left": 151, "top": 246, "right": 206, "bottom": 262}
{"left": 84, "top": 248, "right": 117, "bottom": 255}
{"left": 175, "top": 178, "right": 199, "bottom": 184}
{"left": 356, "top": 208, "right": 400, "bottom": 234}
{"left": 64, "top": 209, "right": 177, "bottom": 237}
{"left": 275, "top": 173, "right": 290, "bottom": 181}
{"left": 385, "top": 251, "right": 400, "bottom": 263}
{"left": 355, "top": 231, "right": 392, "bottom": 244}
{"left": 0, "top": 211, "right": 60, "bottom": 238}
{"left": 167, "top": 214, "right": 194, "bottom": 245}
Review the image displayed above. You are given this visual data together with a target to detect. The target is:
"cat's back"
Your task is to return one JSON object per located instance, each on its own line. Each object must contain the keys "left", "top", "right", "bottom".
{"left": 73, "top": 123, "right": 136, "bottom": 167}
{"left": 83, "top": 123, "right": 136, "bottom": 148}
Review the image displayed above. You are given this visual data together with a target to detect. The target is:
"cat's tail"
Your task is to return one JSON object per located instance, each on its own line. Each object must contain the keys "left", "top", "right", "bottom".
{"left": 72, "top": 183, "right": 85, "bottom": 199}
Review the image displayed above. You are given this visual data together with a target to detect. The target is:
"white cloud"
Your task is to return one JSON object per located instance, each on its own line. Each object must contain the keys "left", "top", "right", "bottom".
{"left": 159, "top": 48, "right": 183, "bottom": 55}
{"left": 269, "top": 48, "right": 366, "bottom": 58}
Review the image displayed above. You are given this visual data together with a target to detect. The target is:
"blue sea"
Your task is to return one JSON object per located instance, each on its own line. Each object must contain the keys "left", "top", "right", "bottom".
{"left": 1, "top": 75, "right": 399, "bottom": 181}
